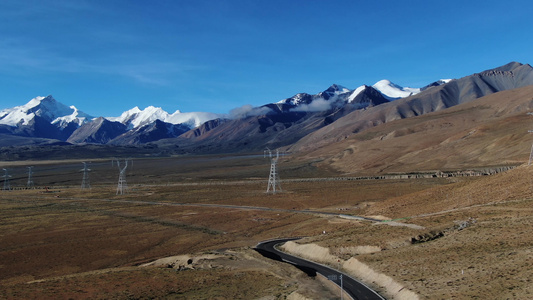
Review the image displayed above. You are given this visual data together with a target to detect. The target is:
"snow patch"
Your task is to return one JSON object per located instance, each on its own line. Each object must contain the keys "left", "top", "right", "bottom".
{"left": 277, "top": 93, "right": 310, "bottom": 106}
{"left": 347, "top": 85, "right": 367, "bottom": 103}
{"left": 373, "top": 80, "right": 421, "bottom": 100}
{"left": 52, "top": 106, "right": 92, "bottom": 127}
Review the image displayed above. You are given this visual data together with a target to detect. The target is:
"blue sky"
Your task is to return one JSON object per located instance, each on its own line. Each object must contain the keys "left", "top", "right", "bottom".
{"left": 1, "top": 0, "right": 532, "bottom": 117}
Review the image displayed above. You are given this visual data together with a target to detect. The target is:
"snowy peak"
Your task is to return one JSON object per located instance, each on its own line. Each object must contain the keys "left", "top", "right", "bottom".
{"left": 277, "top": 93, "right": 313, "bottom": 106}
{"left": 106, "top": 107, "right": 142, "bottom": 127}
{"left": 319, "top": 84, "right": 351, "bottom": 101}
{"left": 0, "top": 95, "right": 92, "bottom": 127}
{"left": 372, "top": 80, "right": 421, "bottom": 100}
{"left": 277, "top": 84, "right": 390, "bottom": 113}
{"left": 52, "top": 105, "right": 92, "bottom": 128}
{"left": 107, "top": 106, "right": 220, "bottom": 130}
{"left": 26, "top": 95, "right": 76, "bottom": 121}
{"left": 129, "top": 106, "right": 170, "bottom": 129}
{"left": 106, "top": 106, "right": 169, "bottom": 129}
{"left": 347, "top": 85, "right": 368, "bottom": 103}
{"left": 324, "top": 84, "right": 351, "bottom": 95}
{"left": 278, "top": 79, "right": 437, "bottom": 112}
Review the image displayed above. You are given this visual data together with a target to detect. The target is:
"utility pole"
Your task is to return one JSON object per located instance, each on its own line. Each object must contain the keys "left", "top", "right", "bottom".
{"left": 80, "top": 162, "right": 91, "bottom": 189}
{"left": 27, "top": 166, "right": 34, "bottom": 189}
{"left": 338, "top": 259, "right": 343, "bottom": 300}
{"left": 2, "top": 168, "right": 11, "bottom": 191}
{"left": 264, "top": 148, "right": 282, "bottom": 193}
{"left": 327, "top": 274, "right": 344, "bottom": 300}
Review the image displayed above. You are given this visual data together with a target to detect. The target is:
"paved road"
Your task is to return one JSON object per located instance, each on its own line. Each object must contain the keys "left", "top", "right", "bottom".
{"left": 255, "top": 238, "right": 385, "bottom": 300}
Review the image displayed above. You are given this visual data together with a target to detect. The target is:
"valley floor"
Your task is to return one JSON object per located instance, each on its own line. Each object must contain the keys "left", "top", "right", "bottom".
{"left": 0, "top": 157, "right": 532, "bottom": 299}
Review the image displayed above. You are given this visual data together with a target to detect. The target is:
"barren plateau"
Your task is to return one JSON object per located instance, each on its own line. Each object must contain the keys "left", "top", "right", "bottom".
{"left": 0, "top": 152, "right": 531, "bottom": 299}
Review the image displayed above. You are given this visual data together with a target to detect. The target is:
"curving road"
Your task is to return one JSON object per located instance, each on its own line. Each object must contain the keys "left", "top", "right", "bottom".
{"left": 255, "top": 238, "right": 385, "bottom": 300}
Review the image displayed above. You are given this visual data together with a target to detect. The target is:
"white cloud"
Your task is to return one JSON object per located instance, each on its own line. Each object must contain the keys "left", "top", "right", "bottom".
{"left": 290, "top": 98, "right": 333, "bottom": 112}
{"left": 228, "top": 104, "right": 272, "bottom": 119}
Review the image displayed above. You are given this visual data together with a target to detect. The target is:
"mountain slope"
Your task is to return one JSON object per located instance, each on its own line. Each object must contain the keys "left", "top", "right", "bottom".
{"left": 290, "top": 62, "right": 533, "bottom": 153}
{"left": 159, "top": 85, "right": 390, "bottom": 153}
{"left": 305, "top": 84, "right": 533, "bottom": 175}
{"left": 67, "top": 117, "right": 128, "bottom": 144}
{"left": 109, "top": 119, "right": 190, "bottom": 145}
{"left": 1, "top": 62, "right": 531, "bottom": 151}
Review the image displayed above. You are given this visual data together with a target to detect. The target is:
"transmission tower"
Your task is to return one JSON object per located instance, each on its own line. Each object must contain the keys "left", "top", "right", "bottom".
{"left": 80, "top": 162, "right": 91, "bottom": 189}
{"left": 27, "top": 166, "right": 35, "bottom": 189}
{"left": 529, "top": 133, "right": 533, "bottom": 166}
{"left": 527, "top": 112, "right": 533, "bottom": 166}
{"left": 113, "top": 159, "right": 131, "bottom": 195}
{"left": 264, "top": 148, "right": 282, "bottom": 193}
{"left": 2, "top": 168, "right": 12, "bottom": 191}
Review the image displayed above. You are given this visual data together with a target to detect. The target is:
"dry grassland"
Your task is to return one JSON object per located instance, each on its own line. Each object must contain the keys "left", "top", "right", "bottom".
{"left": 0, "top": 155, "right": 532, "bottom": 299}
{"left": 295, "top": 165, "right": 533, "bottom": 299}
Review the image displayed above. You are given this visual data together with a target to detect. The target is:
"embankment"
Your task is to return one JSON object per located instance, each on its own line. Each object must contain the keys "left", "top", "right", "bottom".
{"left": 281, "top": 241, "right": 419, "bottom": 300}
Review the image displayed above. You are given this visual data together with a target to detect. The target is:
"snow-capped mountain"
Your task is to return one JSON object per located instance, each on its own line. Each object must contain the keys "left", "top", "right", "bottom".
{"left": 0, "top": 95, "right": 92, "bottom": 127}
{"left": 0, "top": 95, "right": 94, "bottom": 140}
{"left": 0, "top": 95, "right": 224, "bottom": 145}
{"left": 371, "top": 79, "right": 453, "bottom": 99}
{"left": 277, "top": 79, "right": 441, "bottom": 112}
{"left": 166, "top": 62, "right": 533, "bottom": 154}
{"left": 0, "top": 70, "right": 479, "bottom": 149}
{"left": 52, "top": 106, "right": 92, "bottom": 128}
{"left": 106, "top": 106, "right": 220, "bottom": 130}
{"left": 372, "top": 80, "right": 421, "bottom": 100}
{"left": 277, "top": 84, "right": 356, "bottom": 108}
{"left": 347, "top": 85, "right": 367, "bottom": 103}
{"left": 0, "top": 78, "right": 447, "bottom": 146}
{"left": 1, "top": 61, "right": 532, "bottom": 153}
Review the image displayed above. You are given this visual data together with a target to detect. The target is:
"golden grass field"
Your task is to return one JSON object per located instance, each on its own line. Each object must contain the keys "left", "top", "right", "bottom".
{"left": 0, "top": 153, "right": 531, "bottom": 299}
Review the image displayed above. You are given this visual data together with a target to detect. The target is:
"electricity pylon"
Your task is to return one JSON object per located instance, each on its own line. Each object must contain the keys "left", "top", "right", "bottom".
{"left": 27, "top": 166, "right": 34, "bottom": 189}
{"left": 527, "top": 112, "right": 533, "bottom": 166}
{"left": 2, "top": 168, "right": 11, "bottom": 191}
{"left": 529, "top": 131, "right": 533, "bottom": 166}
{"left": 264, "top": 148, "right": 282, "bottom": 193}
{"left": 80, "top": 162, "right": 91, "bottom": 189}
{"left": 113, "top": 159, "right": 131, "bottom": 195}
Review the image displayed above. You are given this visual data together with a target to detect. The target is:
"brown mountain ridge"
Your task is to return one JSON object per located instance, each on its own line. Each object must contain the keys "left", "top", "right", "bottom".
{"left": 302, "top": 84, "right": 533, "bottom": 175}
